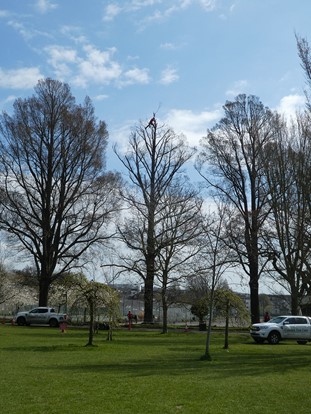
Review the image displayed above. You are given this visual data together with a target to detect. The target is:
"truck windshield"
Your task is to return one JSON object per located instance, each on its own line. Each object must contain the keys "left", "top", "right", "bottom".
{"left": 268, "top": 316, "right": 286, "bottom": 324}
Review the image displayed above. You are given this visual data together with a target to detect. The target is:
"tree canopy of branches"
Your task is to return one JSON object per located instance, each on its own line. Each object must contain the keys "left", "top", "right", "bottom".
{"left": 297, "top": 33, "right": 311, "bottom": 110}
{"left": 195, "top": 205, "right": 234, "bottom": 360}
{"left": 262, "top": 114, "right": 311, "bottom": 313}
{"left": 197, "top": 94, "right": 276, "bottom": 323}
{"left": 154, "top": 181, "right": 203, "bottom": 333}
{"left": 115, "top": 118, "right": 194, "bottom": 323}
{"left": 0, "top": 78, "right": 121, "bottom": 306}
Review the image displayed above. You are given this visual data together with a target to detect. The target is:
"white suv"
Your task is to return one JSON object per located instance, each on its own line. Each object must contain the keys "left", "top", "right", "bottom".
{"left": 250, "top": 315, "right": 311, "bottom": 344}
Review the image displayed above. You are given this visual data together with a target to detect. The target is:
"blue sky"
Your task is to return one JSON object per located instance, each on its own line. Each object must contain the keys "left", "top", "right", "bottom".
{"left": 0, "top": 0, "right": 310, "bottom": 170}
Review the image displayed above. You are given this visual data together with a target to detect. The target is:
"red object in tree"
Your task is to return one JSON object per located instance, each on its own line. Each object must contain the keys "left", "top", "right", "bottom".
{"left": 145, "top": 115, "right": 157, "bottom": 129}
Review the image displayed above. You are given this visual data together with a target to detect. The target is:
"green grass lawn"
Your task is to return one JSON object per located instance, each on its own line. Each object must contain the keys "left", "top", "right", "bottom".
{"left": 0, "top": 325, "right": 310, "bottom": 414}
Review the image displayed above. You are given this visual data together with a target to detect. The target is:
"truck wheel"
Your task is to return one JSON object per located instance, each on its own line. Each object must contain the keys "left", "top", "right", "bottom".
{"left": 16, "top": 317, "right": 26, "bottom": 326}
{"left": 297, "top": 340, "right": 307, "bottom": 345}
{"left": 268, "top": 331, "right": 280, "bottom": 344}
{"left": 49, "top": 318, "right": 59, "bottom": 328}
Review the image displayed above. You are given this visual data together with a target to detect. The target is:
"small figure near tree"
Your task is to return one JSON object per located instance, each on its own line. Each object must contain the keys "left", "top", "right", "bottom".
{"left": 264, "top": 311, "right": 270, "bottom": 322}
{"left": 127, "top": 310, "right": 133, "bottom": 330}
{"left": 145, "top": 114, "right": 157, "bottom": 129}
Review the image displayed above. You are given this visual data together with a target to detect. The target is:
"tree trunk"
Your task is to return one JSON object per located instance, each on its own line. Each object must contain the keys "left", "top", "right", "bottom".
{"left": 203, "top": 289, "right": 215, "bottom": 361}
{"left": 203, "top": 305, "right": 213, "bottom": 361}
{"left": 38, "top": 275, "right": 50, "bottom": 306}
{"left": 144, "top": 269, "right": 154, "bottom": 323}
{"left": 223, "top": 299, "right": 229, "bottom": 350}
{"left": 249, "top": 275, "right": 260, "bottom": 324}
{"left": 290, "top": 286, "right": 300, "bottom": 314}
{"left": 86, "top": 300, "right": 94, "bottom": 346}
{"left": 162, "top": 293, "right": 168, "bottom": 334}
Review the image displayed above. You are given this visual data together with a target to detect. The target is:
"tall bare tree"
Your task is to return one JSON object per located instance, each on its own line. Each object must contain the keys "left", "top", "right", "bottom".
{"left": 0, "top": 78, "right": 121, "bottom": 306}
{"left": 262, "top": 113, "right": 311, "bottom": 313}
{"left": 259, "top": 35, "right": 311, "bottom": 312}
{"left": 197, "top": 94, "right": 275, "bottom": 323}
{"left": 154, "top": 182, "right": 204, "bottom": 333}
{"left": 297, "top": 34, "right": 311, "bottom": 110}
{"left": 115, "top": 117, "right": 194, "bottom": 323}
{"left": 199, "top": 204, "right": 233, "bottom": 360}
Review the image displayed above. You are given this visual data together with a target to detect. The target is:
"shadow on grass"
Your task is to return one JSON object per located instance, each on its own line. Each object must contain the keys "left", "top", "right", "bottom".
{"left": 1, "top": 344, "right": 89, "bottom": 352}
{"left": 2, "top": 327, "right": 311, "bottom": 380}
{"left": 25, "top": 343, "right": 311, "bottom": 380}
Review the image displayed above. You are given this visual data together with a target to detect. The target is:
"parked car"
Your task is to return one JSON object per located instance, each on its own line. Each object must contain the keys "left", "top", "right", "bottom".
{"left": 15, "top": 307, "right": 67, "bottom": 327}
{"left": 250, "top": 315, "right": 311, "bottom": 344}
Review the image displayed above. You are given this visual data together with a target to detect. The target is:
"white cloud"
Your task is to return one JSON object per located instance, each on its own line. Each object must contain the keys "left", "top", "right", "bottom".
{"left": 199, "top": 0, "right": 216, "bottom": 11}
{"left": 160, "top": 41, "right": 187, "bottom": 50}
{"left": 45, "top": 45, "right": 77, "bottom": 79}
{"left": 44, "top": 42, "right": 152, "bottom": 88}
{"left": 60, "top": 26, "right": 87, "bottom": 44}
{"left": 45, "top": 45, "right": 77, "bottom": 63}
{"left": 8, "top": 19, "right": 51, "bottom": 42}
{"left": 109, "top": 120, "right": 136, "bottom": 152}
{"left": 131, "top": 0, "right": 162, "bottom": 7}
{"left": 0, "top": 67, "right": 43, "bottom": 89}
{"left": 74, "top": 45, "right": 122, "bottom": 87}
{"left": 8, "top": 20, "right": 35, "bottom": 41}
{"left": 93, "top": 94, "right": 109, "bottom": 101}
{"left": 159, "top": 67, "right": 179, "bottom": 84}
{"left": 34, "top": 0, "right": 58, "bottom": 14}
{"left": 165, "top": 107, "right": 222, "bottom": 146}
{"left": 103, "top": 4, "right": 122, "bottom": 21}
{"left": 226, "top": 79, "right": 249, "bottom": 97}
{"left": 119, "top": 67, "right": 150, "bottom": 86}
{"left": 0, "top": 95, "right": 17, "bottom": 110}
{"left": 160, "top": 42, "right": 177, "bottom": 50}
{"left": 276, "top": 94, "right": 306, "bottom": 119}
{"left": 104, "top": 0, "right": 216, "bottom": 27}
{"left": 45, "top": 44, "right": 123, "bottom": 87}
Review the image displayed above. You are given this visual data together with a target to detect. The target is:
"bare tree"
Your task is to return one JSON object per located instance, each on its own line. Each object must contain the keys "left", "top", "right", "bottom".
{"left": 197, "top": 94, "right": 275, "bottom": 323}
{"left": 154, "top": 182, "right": 204, "bottom": 333}
{"left": 0, "top": 78, "right": 121, "bottom": 306}
{"left": 297, "top": 34, "right": 311, "bottom": 110}
{"left": 115, "top": 117, "right": 194, "bottom": 323}
{"left": 262, "top": 113, "right": 311, "bottom": 313}
{"left": 199, "top": 205, "right": 234, "bottom": 360}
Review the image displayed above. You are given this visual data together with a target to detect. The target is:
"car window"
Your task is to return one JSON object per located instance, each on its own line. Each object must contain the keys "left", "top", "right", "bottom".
{"left": 29, "top": 309, "right": 39, "bottom": 313}
{"left": 268, "top": 316, "right": 286, "bottom": 324}
{"left": 295, "top": 317, "right": 308, "bottom": 324}
{"left": 38, "top": 309, "right": 48, "bottom": 313}
{"left": 285, "top": 317, "right": 296, "bottom": 324}
{"left": 50, "top": 308, "right": 55, "bottom": 313}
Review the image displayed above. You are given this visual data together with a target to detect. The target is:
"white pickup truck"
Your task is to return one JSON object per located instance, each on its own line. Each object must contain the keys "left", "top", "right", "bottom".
{"left": 15, "top": 307, "right": 67, "bottom": 328}
{"left": 250, "top": 315, "right": 311, "bottom": 344}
